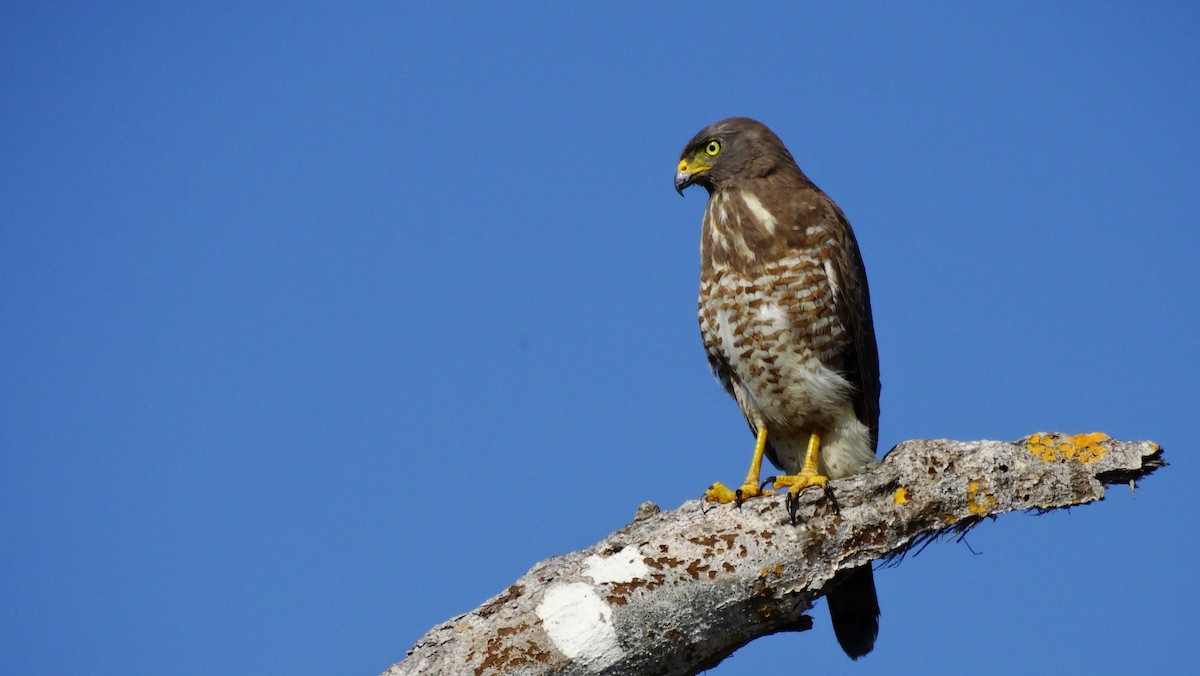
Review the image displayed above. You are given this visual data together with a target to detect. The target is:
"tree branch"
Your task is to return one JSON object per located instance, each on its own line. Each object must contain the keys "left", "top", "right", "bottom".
{"left": 384, "top": 433, "right": 1164, "bottom": 676}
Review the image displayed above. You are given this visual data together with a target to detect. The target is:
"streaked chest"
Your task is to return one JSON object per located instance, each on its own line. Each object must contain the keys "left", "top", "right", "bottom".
{"left": 699, "top": 255, "right": 843, "bottom": 372}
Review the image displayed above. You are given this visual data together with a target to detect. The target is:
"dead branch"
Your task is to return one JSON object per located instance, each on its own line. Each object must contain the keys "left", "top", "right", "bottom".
{"left": 384, "top": 433, "right": 1164, "bottom": 676}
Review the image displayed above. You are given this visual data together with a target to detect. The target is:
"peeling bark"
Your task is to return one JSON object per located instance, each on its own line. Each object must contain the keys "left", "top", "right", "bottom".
{"left": 385, "top": 434, "right": 1164, "bottom": 676}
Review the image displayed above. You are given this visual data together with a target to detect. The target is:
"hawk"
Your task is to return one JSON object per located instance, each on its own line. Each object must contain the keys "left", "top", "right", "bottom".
{"left": 675, "top": 117, "right": 881, "bottom": 659}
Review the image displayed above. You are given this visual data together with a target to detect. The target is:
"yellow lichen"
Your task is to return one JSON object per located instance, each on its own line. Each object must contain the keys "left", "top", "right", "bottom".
{"left": 758, "top": 563, "right": 783, "bottom": 578}
{"left": 893, "top": 487, "right": 908, "bottom": 505}
{"left": 1026, "top": 432, "right": 1109, "bottom": 463}
{"left": 967, "top": 479, "right": 998, "bottom": 515}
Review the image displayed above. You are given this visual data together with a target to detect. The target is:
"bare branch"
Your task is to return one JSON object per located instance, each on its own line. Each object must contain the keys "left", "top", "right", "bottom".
{"left": 384, "top": 434, "right": 1164, "bottom": 676}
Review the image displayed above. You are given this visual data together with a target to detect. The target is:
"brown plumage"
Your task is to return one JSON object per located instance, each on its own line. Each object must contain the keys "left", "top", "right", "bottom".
{"left": 675, "top": 117, "right": 881, "bottom": 659}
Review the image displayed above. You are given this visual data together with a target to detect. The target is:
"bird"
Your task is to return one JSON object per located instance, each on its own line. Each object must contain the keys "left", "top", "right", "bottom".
{"left": 674, "top": 117, "right": 881, "bottom": 659}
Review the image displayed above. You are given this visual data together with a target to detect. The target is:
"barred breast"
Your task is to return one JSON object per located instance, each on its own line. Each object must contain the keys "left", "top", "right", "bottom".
{"left": 698, "top": 203, "right": 873, "bottom": 478}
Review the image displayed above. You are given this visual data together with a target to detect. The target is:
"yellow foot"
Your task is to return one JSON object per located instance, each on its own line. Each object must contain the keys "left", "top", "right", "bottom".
{"left": 705, "top": 481, "right": 774, "bottom": 505}
{"left": 772, "top": 470, "right": 829, "bottom": 496}
{"left": 772, "top": 470, "right": 832, "bottom": 522}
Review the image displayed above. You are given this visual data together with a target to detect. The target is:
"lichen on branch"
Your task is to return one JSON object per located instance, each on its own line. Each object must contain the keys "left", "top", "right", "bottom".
{"left": 386, "top": 434, "right": 1163, "bottom": 676}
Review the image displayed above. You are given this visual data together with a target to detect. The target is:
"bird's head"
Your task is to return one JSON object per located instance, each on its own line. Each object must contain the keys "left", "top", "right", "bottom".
{"left": 675, "top": 117, "right": 790, "bottom": 196}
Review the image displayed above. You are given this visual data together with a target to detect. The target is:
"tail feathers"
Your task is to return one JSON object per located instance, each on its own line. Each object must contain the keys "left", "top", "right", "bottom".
{"left": 826, "top": 565, "right": 880, "bottom": 660}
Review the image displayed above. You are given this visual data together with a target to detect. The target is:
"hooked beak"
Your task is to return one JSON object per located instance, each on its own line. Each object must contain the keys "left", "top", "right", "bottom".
{"left": 674, "top": 157, "right": 709, "bottom": 196}
{"left": 674, "top": 171, "right": 695, "bottom": 196}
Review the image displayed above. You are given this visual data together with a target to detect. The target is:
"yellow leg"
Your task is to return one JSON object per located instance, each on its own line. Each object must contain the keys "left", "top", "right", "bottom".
{"left": 771, "top": 430, "right": 829, "bottom": 495}
{"left": 705, "top": 426, "right": 775, "bottom": 504}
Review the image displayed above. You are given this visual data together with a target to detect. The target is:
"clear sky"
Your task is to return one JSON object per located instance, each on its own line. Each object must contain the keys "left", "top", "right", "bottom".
{"left": 3, "top": 3, "right": 1197, "bottom": 675}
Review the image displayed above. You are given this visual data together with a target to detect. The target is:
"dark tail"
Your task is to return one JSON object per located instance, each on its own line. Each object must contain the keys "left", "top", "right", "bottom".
{"left": 826, "top": 564, "right": 880, "bottom": 660}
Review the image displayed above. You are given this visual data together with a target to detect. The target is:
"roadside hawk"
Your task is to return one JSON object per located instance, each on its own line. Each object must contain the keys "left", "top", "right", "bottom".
{"left": 675, "top": 117, "right": 881, "bottom": 659}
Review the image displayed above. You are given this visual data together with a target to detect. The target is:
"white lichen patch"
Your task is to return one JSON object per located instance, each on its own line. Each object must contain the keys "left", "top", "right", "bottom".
{"left": 583, "top": 545, "right": 649, "bottom": 584}
{"left": 535, "top": 582, "right": 623, "bottom": 668}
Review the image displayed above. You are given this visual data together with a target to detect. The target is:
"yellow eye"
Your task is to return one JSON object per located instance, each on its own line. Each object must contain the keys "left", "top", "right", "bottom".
{"left": 704, "top": 140, "right": 721, "bottom": 156}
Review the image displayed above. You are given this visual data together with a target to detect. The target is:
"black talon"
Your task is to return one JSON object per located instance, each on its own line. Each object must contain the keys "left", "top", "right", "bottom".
{"left": 786, "top": 491, "right": 800, "bottom": 525}
{"left": 824, "top": 484, "right": 840, "bottom": 513}
{"left": 760, "top": 477, "right": 776, "bottom": 493}
{"left": 734, "top": 488, "right": 745, "bottom": 508}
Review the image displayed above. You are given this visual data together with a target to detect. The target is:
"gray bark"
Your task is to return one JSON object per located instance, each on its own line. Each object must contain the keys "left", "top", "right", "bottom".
{"left": 385, "top": 434, "right": 1164, "bottom": 676}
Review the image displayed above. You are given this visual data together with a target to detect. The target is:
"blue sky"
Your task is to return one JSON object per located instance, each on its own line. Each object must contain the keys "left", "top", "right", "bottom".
{"left": 3, "top": 3, "right": 1197, "bottom": 674}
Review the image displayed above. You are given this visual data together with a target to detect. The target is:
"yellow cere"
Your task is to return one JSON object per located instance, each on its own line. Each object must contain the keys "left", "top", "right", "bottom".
{"left": 967, "top": 479, "right": 998, "bottom": 516}
{"left": 1026, "top": 432, "right": 1109, "bottom": 463}
{"left": 892, "top": 487, "right": 908, "bottom": 505}
{"left": 681, "top": 155, "right": 711, "bottom": 173}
